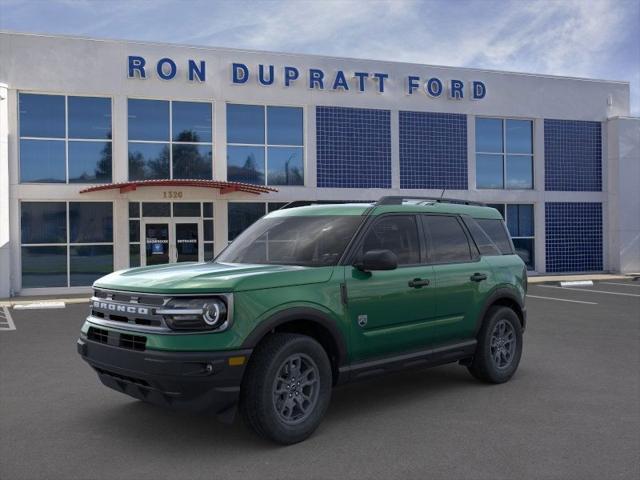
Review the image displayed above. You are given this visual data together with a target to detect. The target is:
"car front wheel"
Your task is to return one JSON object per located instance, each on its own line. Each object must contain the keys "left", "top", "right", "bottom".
{"left": 240, "top": 333, "right": 332, "bottom": 444}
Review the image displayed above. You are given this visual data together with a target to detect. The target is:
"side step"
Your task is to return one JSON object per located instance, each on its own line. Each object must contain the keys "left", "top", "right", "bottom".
{"left": 338, "top": 339, "right": 477, "bottom": 383}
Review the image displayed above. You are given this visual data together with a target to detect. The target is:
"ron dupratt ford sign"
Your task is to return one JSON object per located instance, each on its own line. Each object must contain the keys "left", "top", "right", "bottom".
{"left": 127, "top": 56, "right": 487, "bottom": 100}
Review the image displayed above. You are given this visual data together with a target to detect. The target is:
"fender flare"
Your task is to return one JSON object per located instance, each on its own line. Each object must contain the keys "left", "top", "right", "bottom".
{"left": 475, "top": 287, "right": 526, "bottom": 334}
{"left": 241, "top": 307, "right": 348, "bottom": 366}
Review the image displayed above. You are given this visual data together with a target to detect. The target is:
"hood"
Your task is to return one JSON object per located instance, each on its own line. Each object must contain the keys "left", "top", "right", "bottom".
{"left": 93, "top": 262, "right": 335, "bottom": 294}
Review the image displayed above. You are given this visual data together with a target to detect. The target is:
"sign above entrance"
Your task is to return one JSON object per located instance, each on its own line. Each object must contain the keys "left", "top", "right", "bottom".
{"left": 127, "top": 56, "right": 487, "bottom": 100}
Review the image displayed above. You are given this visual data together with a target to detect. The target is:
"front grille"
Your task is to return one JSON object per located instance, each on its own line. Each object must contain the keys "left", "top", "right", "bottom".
{"left": 90, "top": 288, "right": 168, "bottom": 331}
{"left": 119, "top": 333, "right": 146, "bottom": 351}
{"left": 86, "top": 326, "right": 147, "bottom": 351}
{"left": 87, "top": 327, "right": 108, "bottom": 344}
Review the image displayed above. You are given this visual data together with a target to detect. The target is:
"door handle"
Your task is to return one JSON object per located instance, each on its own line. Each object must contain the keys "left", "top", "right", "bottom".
{"left": 470, "top": 272, "right": 488, "bottom": 282}
{"left": 408, "top": 278, "right": 430, "bottom": 288}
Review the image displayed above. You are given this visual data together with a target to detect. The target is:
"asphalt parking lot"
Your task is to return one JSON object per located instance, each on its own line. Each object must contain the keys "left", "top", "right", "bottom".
{"left": 1, "top": 280, "right": 639, "bottom": 480}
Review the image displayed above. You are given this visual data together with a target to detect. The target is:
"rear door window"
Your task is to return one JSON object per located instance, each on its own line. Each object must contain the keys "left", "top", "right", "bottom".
{"left": 422, "top": 215, "right": 473, "bottom": 264}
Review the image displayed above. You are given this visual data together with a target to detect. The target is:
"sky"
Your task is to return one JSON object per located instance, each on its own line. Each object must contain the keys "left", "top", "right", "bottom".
{"left": 1, "top": 0, "right": 639, "bottom": 114}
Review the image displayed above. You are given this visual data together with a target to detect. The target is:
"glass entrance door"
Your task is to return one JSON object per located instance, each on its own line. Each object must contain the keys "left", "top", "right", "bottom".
{"left": 142, "top": 219, "right": 203, "bottom": 265}
{"left": 175, "top": 221, "right": 201, "bottom": 263}
{"left": 144, "top": 222, "right": 170, "bottom": 266}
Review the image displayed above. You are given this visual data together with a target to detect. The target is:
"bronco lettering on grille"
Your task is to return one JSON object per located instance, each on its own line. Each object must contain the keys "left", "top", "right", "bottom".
{"left": 93, "top": 301, "right": 149, "bottom": 315}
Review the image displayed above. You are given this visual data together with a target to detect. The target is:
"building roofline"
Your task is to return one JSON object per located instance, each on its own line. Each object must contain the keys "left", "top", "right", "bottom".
{"left": 0, "top": 30, "right": 631, "bottom": 86}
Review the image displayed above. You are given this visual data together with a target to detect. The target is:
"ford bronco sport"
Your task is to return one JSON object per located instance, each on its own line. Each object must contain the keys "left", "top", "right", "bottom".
{"left": 78, "top": 196, "right": 527, "bottom": 444}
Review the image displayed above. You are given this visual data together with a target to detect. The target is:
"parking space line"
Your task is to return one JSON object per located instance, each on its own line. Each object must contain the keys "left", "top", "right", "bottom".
{"left": 600, "top": 282, "right": 640, "bottom": 288}
{"left": 0, "top": 306, "right": 16, "bottom": 331}
{"left": 527, "top": 294, "right": 597, "bottom": 305}
{"left": 538, "top": 285, "right": 640, "bottom": 297}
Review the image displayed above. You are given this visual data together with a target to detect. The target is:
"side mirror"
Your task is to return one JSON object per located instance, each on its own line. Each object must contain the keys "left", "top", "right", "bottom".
{"left": 354, "top": 249, "right": 398, "bottom": 272}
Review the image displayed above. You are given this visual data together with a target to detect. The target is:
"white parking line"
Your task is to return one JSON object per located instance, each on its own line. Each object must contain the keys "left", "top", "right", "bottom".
{"left": 527, "top": 295, "right": 598, "bottom": 305}
{"left": 538, "top": 285, "right": 640, "bottom": 297}
{"left": 600, "top": 282, "right": 640, "bottom": 288}
{"left": 0, "top": 306, "right": 16, "bottom": 331}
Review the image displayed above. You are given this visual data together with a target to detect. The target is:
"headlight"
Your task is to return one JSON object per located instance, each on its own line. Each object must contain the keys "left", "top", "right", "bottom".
{"left": 157, "top": 297, "right": 229, "bottom": 331}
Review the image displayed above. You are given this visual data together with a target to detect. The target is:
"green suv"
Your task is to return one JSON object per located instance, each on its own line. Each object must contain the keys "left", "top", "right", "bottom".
{"left": 78, "top": 197, "right": 527, "bottom": 444}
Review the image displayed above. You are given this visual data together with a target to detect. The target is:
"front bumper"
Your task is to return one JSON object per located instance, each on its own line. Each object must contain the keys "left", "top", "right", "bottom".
{"left": 77, "top": 335, "right": 251, "bottom": 417}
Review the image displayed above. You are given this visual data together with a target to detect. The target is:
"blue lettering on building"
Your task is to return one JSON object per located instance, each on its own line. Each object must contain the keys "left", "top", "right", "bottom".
{"left": 332, "top": 71, "right": 349, "bottom": 91}
{"left": 284, "top": 66, "right": 299, "bottom": 86}
{"left": 258, "top": 64, "right": 275, "bottom": 86}
{"left": 156, "top": 58, "right": 177, "bottom": 80}
{"left": 353, "top": 72, "right": 368, "bottom": 92}
{"left": 128, "top": 56, "right": 146, "bottom": 79}
{"left": 309, "top": 69, "right": 324, "bottom": 89}
{"left": 126, "top": 56, "right": 487, "bottom": 100}
{"left": 232, "top": 63, "right": 249, "bottom": 84}
{"left": 188, "top": 60, "right": 205, "bottom": 82}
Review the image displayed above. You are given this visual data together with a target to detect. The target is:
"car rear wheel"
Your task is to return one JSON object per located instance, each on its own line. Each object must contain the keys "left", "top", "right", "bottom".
{"left": 240, "top": 333, "right": 332, "bottom": 444}
{"left": 468, "top": 306, "right": 523, "bottom": 383}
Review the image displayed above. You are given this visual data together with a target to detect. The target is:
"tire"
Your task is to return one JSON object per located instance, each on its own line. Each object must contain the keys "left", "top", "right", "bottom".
{"left": 240, "top": 333, "right": 332, "bottom": 445}
{"left": 468, "top": 306, "right": 523, "bottom": 384}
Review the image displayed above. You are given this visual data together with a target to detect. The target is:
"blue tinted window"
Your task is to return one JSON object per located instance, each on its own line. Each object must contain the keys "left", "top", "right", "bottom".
{"left": 69, "top": 202, "right": 113, "bottom": 243}
{"left": 507, "top": 204, "right": 534, "bottom": 237}
{"left": 267, "top": 106, "right": 303, "bottom": 145}
{"left": 506, "top": 120, "right": 532, "bottom": 154}
{"left": 476, "top": 154, "right": 503, "bottom": 189}
{"left": 506, "top": 155, "right": 533, "bottom": 189}
{"left": 128, "top": 99, "right": 169, "bottom": 141}
{"left": 130, "top": 244, "right": 141, "bottom": 267}
{"left": 267, "top": 147, "right": 303, "bottom": 185}
{"left": 203, "top": 202, "right": 213, "bottom": 218}
{"left": 21, "top": 202, "right": 67, "bottom": 244}
{"left": 20, "top": 139, "right": 66, "bottom": 183}
{"left": 70, "top": 245, "right": 113, "bottom": 286}
{"left": 172, "top": 102, "right": 212, "bottom": 143}
{"left": 21, "top": 246, "right": 68, "bottom": 287}
{"left": 172, "top": 144, "right": 212, "bottom": 179}
{"left": 227, "top": 146, "right": 265, "bottom": 184}
{"left": 227, "top": 104, "right": 264, "bottom": 144}
{"left": 128, "top": 142, "right": 170, "bottom": 180}
{"left": 19, "top": 93, "right": 65, "bottom": 138}
{"left": 476, "top": 118, "right": 503, "bottom": 153}
{"left": 68, "top": 141, "right": 112, "bottom": 183}
{"left": 228, "top": 203, "right": 265, "bottom": 241}
{"left": 68, "top": 96, "right": 112, "bottom": 139}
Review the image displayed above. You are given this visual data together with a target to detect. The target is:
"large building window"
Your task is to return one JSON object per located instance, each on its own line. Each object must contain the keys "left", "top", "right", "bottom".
{"left": 19, "top": 93, "right": 112, "bottom": 183}
{"left": 476, "top": 118, "right": 533, "bottom": 189}
{"left": 226, "top": 104, "right": 304, "bottom": 186}
{"left": 20, "top": 202, "right": 113, "bottom": 288}
{"left": 128, "top": 99, "right": 213, "bottom": 180}
{"left": 488, "top": 203, "right": 535, "bottom": 269}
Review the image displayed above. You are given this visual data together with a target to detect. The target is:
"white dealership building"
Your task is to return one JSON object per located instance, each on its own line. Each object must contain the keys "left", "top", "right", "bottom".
{"left": 0, "top": 31, "right": 638, "bottom": 296}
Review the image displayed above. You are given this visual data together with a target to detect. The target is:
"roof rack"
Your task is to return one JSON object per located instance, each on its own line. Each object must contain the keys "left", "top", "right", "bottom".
{"left": 280, "top": 200, "right": 375, "bottom": 209}
{"left": 376, "top": 196, "right": 486, "bottom": 207}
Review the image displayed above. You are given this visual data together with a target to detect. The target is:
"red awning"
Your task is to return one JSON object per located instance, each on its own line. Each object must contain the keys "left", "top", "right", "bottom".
{"left": 79, "top": 179, "right": 278, "bottom": 195}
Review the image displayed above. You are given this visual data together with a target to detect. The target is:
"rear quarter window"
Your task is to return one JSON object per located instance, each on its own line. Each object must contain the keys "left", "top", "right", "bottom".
{"left": 476, "top": 218, "right": 514, "bottom": 255}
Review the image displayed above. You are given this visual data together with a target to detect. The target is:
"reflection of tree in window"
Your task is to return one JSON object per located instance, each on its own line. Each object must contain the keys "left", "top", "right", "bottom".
{"left": 173, "top": 130, "right": 211, "bottom": 179}
{"left": 128, "top": 145, "right": 170, "bottom": 180}
{"left": 269, "top": 151, "right": 303, "bottom": 185}
{"left": 228, "top": 152, "right": 264, "bottom": 184}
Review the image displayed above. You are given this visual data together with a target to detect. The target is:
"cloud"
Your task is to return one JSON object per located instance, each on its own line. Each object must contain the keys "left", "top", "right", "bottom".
{"left": 1, "top": 0, "right": 638, "bottom": 113}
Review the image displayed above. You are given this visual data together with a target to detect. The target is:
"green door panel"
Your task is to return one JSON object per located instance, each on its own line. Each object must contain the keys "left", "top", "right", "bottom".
{"left": 432, "top": 257, "right": 495, "bottom": 342}
{"left": 345, "top": 264, "right": 437, "bottom": 361}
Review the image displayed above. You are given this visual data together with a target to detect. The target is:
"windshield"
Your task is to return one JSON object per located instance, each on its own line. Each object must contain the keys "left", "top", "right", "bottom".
{"left": 216, "top": 215, "right": 363, "bottom": 266}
